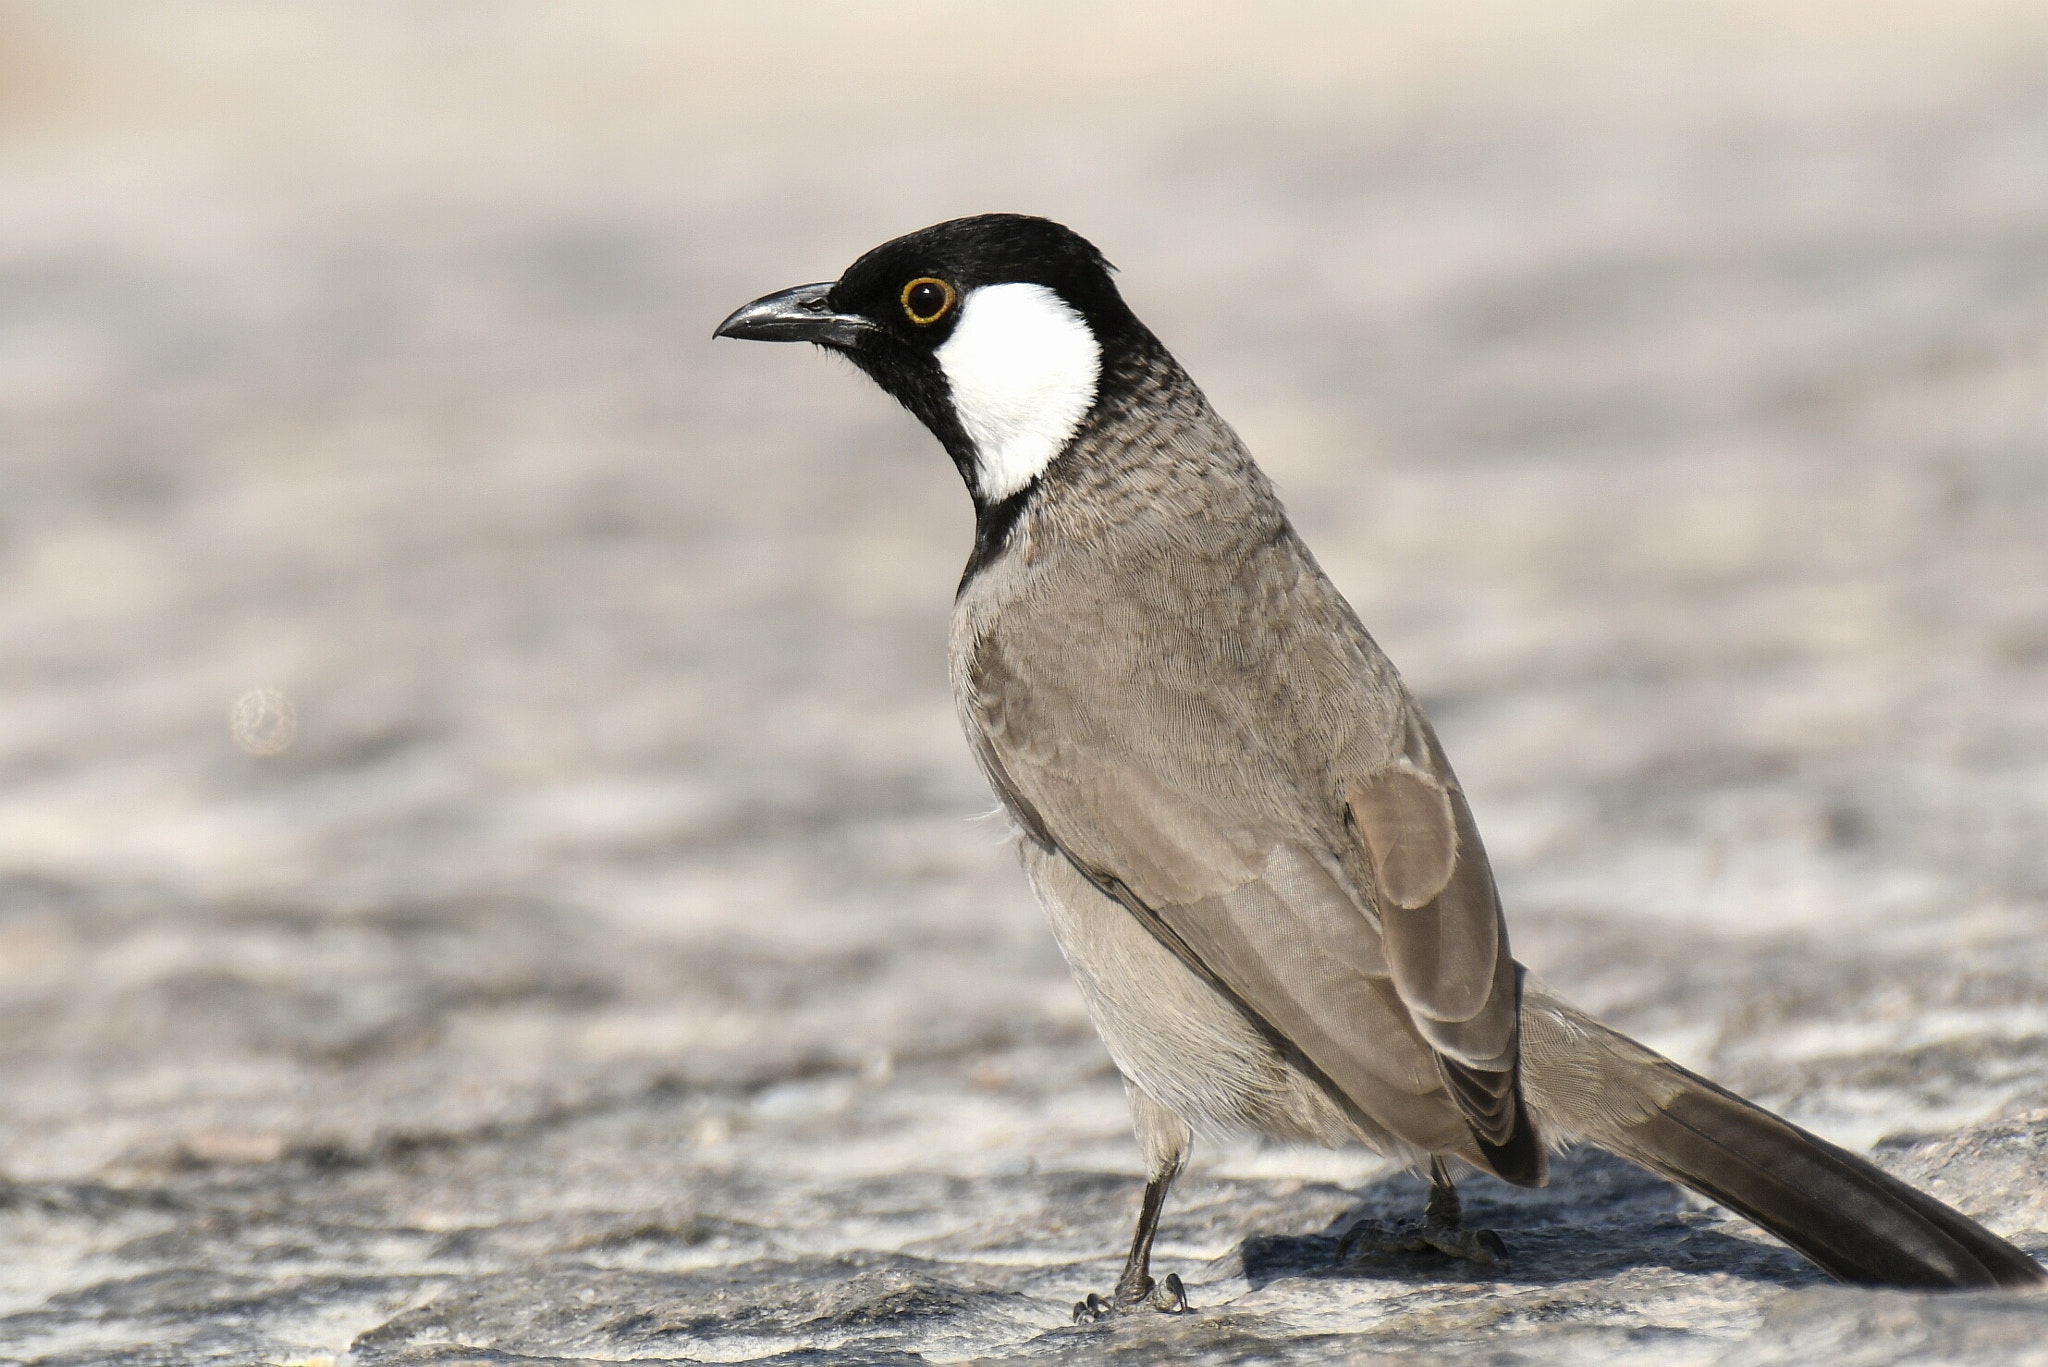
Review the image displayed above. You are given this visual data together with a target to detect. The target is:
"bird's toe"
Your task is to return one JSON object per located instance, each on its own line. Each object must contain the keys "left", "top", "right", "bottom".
{"left": 1071, "top": 1273, "right": 1189, "bottom": 1323}
{"left": 1340, "top": 1217, "right": 1507, "bottom": 1270}
{"left": 1072, "top": 1292, "right": 1115, "bottom": 1324}
{"left": 1148, "top": 1272, "right": 1188, "bottom": 1312}
{"left": 1418, "top": 1222, "right": 1507, "bottom": 1268}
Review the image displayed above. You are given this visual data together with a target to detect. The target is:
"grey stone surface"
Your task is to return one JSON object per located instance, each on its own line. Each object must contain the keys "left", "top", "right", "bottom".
{"left": 1, "top": 3, "right": 2047, "bottom": 1362}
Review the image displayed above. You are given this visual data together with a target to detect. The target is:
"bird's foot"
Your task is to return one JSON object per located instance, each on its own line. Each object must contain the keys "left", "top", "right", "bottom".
{"left": 1072, "top": 1272, "right": 1187, "bottom": 1323}
{"left": 1339, "top": 1216, "right": 1507, "bottom": 1270}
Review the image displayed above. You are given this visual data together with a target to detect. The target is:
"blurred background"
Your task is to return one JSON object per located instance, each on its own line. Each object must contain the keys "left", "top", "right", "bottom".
{"left": 2, "top": 2, "right": 2047, "bottom": 1362}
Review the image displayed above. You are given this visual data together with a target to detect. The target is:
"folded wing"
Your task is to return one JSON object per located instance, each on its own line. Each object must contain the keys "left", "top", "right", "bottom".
{"left": 970, "top": 653, "right": 1542, "bottom": 1182}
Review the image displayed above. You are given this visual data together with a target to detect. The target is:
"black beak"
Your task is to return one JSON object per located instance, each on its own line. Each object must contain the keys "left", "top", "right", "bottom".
{"left": 713, "top": 282, "right": 877, "bottom": 347}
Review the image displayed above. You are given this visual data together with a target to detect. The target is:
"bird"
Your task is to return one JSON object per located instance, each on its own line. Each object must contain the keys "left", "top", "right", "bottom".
{"left": 715, "top": 213, "right": 2045, "bottom": 1317}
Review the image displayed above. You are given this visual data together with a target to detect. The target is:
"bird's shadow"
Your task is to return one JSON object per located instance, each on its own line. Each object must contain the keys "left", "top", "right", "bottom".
{"left": 1239, "top": 1147, "right": 1824, "bottom": 1292}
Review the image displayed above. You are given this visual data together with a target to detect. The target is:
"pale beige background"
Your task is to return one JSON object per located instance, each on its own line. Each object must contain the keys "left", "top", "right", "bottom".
{"left": 1, "top": 4, "right": 2046, "bottom": 1363}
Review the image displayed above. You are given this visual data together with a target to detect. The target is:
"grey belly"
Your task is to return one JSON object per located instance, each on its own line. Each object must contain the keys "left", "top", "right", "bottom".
{"left": 1022, "top": 841, "right": 1402, "bottom": 1155}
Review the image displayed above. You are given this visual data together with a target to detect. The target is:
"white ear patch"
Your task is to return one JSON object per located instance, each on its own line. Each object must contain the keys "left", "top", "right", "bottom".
{"left": 934, "top": 282, "right": 1101, "bottom": 503}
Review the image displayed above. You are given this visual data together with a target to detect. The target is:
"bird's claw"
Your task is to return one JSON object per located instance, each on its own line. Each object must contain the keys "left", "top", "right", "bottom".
{"left": 1072, "top": 1272, "right": 1188, "bottom": 1323}
{"left": 1340, "top": 1217, "right": 1507, "bottom": 1269}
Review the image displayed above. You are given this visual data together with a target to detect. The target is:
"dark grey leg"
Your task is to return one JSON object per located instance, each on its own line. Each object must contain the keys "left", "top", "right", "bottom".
{"left": 1075, "top": 1086, "right": 1193, "bottom": 1322}
{"left": 1423, "top": 1157, "right": 1464, "bottom": 1227}
{"left": 1113, "top": 1172, "right": 1185, "bottom": 1305}
{"left": 1075, "top": 1173, "right": 1189, "bottom": 1321}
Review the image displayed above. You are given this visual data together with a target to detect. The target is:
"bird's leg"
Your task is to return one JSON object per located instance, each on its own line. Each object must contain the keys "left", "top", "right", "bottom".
{"left": 1112, "top": 1172, "right": 1188, "bottom": 1306}
{"left": 1340, "top": 1157, "right": 1507, "bottom": 1269}
{"left": 1072, "top": 1175, "right": 1190, "bottom": 1323}
{"left": 1075, "top": 1087, "right": 1191, "bottom": 1323}
{"left": 1416, "top": 1157, "right": 1509, "bottom": 1264}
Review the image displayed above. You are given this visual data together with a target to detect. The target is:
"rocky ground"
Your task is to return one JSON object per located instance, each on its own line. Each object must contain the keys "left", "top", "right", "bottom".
{"left": 2, "top": 3, "right": 2047, "bottom": 1363}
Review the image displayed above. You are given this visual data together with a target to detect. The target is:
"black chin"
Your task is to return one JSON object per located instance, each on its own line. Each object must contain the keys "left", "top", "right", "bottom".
{"left": 959, "top": 486, "right": 1034, "bottom": 589}
{"left": 841, "top": 340, "right": 1043, "bottom": 586}
{"left": 839, "top": 345, "right": 984, "bottom": 491}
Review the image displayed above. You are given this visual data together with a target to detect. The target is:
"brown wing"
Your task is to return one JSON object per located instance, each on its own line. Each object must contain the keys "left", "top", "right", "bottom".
{"left": 959, "top": 525, "right": 1541, "bottom": 1183}
{"left": 1348, "top": 706, "right": 1535, "bottom": 1177}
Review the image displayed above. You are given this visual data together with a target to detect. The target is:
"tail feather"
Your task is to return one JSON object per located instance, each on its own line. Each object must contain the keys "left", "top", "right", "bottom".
{"left": 1614, "top": 1069, "right": 2042, "bottom": 1288}
{"left": 1522, "top": 990, "right": 2045, "bottom": 1291}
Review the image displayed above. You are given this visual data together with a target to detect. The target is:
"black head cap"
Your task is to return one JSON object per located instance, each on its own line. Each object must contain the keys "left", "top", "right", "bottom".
{"left": 826, "top": 218, "right": 1143, "bottom": 485}
{"left": 716, "top": 216, "right": 1171, "bottom": 566}
{"left": 718, "top": 216, "right": 1154, "bottom": 499}
{"left": 826, "top": 213, "right": 1136, "bottom": 349}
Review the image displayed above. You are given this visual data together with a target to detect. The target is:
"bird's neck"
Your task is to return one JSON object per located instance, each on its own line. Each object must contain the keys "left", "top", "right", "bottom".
{"left": 959, "top": 342, "right": 1277, "bottom": 591}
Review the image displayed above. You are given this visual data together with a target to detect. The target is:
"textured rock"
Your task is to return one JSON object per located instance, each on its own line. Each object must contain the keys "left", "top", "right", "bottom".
{"left": 1, "top": 2, "right": 2047, "bottom": 1362}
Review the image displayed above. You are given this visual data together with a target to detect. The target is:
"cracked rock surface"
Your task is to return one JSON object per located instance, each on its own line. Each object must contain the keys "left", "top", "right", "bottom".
{"left": 2, "top": 3, "right": 2048, "bottom": 1363}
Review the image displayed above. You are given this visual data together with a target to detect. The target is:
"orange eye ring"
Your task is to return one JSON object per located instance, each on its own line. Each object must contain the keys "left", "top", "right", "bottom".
{"left": 900, "top": 277, "right": 956, "bottom": 325}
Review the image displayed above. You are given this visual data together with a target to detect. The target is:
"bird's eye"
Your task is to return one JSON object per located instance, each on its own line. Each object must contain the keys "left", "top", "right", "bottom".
{"left": 901, "top": 277, "right": 955, "bottom": 325}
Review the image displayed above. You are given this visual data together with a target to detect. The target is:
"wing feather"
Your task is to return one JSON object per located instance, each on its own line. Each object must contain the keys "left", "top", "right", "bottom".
{"left": 958, "top": 521, "right": 1541, "bottom": 1181}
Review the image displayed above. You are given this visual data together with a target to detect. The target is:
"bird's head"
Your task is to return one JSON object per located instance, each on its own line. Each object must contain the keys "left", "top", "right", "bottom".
{"left": 715, "top": 215, "right": 1149, "bottom": 509}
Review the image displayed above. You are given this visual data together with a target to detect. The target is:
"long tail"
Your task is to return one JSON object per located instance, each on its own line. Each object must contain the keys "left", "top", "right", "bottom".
{"left": 1519, "top": 986, "right": 2045, "bottom": 1290}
